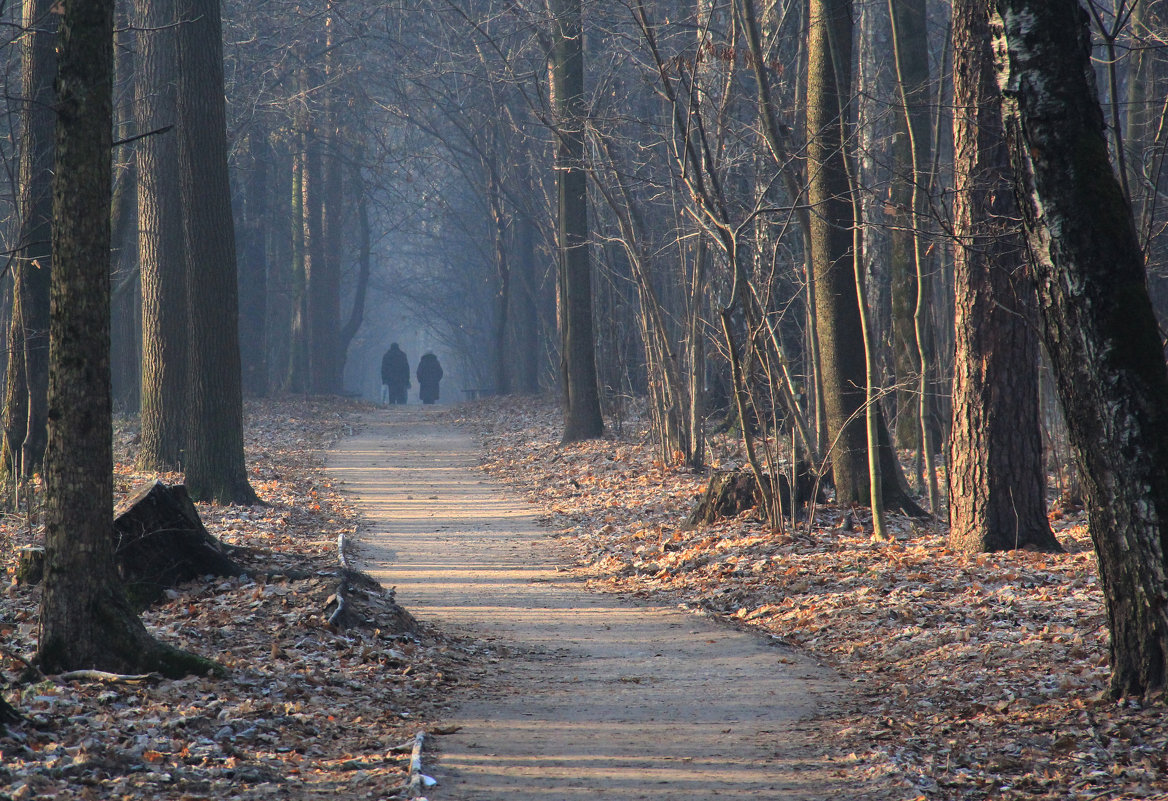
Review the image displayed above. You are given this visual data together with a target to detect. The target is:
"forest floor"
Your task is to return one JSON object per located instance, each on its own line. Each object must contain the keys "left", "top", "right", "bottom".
{"left": 0, "top": 397, "right": 475, "bottom": 800}
{"left": 450, "top": 396, "right": 1168, "bottom": 801}
{"left": 0, "top": 394, "right": 1164, "bottom": 800}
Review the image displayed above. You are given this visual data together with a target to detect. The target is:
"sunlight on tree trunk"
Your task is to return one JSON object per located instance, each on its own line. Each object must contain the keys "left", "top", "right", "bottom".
{"left": 551, "top": 0, "right": 604, "bottom": 443}
{"left": 947, "top": 0, "right": 1059, "bottom": 553}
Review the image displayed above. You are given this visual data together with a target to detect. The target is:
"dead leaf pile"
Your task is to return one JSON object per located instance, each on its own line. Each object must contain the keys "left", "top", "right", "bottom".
{"left": 0, "top": 397, "right": 483, "bottom": 801}
{"left": 452, "top": 395, "right": 1168, "bottom": 801}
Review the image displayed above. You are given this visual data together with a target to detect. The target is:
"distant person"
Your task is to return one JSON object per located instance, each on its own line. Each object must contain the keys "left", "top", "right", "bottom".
{"left": 416, "top": 352, "right": 443, "bottom": 405}
{"left": 381, "top": 343, "right": 410, "bottom": 405}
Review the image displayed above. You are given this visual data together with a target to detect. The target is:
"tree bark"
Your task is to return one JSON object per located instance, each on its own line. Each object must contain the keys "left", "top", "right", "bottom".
{"left": 947, "top": 0, "right": 1058, "bottom": 553}
{"left": 338, "top": 151, "right": 371, "bottom": 385}
{"left": 176, "top": 0, "right": 258, "bottom": 504}
{"left": 114, "top": 481, "right": 241, "bottom": 609}
{"left": 302, "top": 126, "right": 329, "bottom": 394}
{"left": 1, "top": 288, "right": 29, "bottom": 493}
{"left": 887, "top": 0, "right": 931, "bottom": 454}
{"left": 286, "top": 134, "right": 309, "bottom": 394}
{"left": 551, "top": 0, "right": 603, "bottom": 442}
{"left": 1, "top": 0, "right": 56, "bottom": 486}
{"left": 238, "top": 129, "right": 270, "bottom": 398}
{"left": 513, "top": 209, "right": 541, "bottom": 395}
{"left": 489, "top": 160, "right": 512, "bottom": 395}
{"left": 308, "top": 127, "right": 342, "bottom": 395}
{"left": 135, "top": 0, "right": 186, "bottom": 470}
{"left": 37, "top": 0, "right": 218, "bottom": 679}
{"left": 109, "top": 13, "right": 139, "bottom": 416}
{"left": 994, "top": 0, "right": 1168, "bottom": 697}
{"left": 807, "top": 0, "right": 919, "bottom": 512}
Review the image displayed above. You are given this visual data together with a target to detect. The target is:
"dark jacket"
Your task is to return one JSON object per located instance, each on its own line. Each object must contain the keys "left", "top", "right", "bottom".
{"left": 416, "top": 353, "right": 443, "bottom": 403}
{"left": 381, "top": 344, "right": 410, "bottom": 390}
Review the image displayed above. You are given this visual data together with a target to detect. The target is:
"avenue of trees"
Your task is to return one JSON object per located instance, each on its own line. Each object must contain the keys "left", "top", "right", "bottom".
{"left": 0, "top": 0, "right": 1166, "bottom": 697}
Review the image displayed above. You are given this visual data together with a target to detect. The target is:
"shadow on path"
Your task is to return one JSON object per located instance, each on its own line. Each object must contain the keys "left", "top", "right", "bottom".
{"left": 328, "top": 409, "right": 857, "bottom": 800}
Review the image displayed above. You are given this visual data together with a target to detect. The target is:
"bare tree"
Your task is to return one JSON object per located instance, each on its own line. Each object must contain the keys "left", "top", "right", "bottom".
{"left": 176, "top": 0, "right": 257, "bottom": 504}
{"left": 947, "top": 0, "right": 1058, "bottom": 553}
{"left": 995, "top": 0, "right": 1168, "bottom": 697}
{"left": 135, "top": 0, "right": 186, "bottom": 470}
{"left": 1, "top": 0, "right": 56, "bottom": 490}
{"left": 37, "top": 0, "right": 216, "bottom": 677}
{"left": 550, "top": 0, "right": 603, "bottom": 441}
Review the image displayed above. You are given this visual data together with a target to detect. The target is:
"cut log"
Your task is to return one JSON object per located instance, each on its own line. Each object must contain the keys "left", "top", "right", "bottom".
{"left": 114, "top": 481, "right": 242, "bottom": 609}
{"left": 683, "top": 466, "right": 826, "bottom": 529}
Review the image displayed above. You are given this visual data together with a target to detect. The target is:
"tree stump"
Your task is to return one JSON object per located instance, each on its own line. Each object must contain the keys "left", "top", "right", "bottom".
{"left": 114, "top": 481, "right": 242, "bottom": 609}
{"left": 325, "top": 570, "right": 417, "bottom": 633}
{"left": 15, "top": 545, "right": 45, "bottom": 585}
{"left": 683, "top": 466, "right": 826, "bottom": 529}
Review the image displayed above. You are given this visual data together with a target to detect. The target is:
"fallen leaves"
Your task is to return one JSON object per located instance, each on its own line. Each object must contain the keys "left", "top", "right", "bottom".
{"left": 0, "top": 397, "right": 482, "bottom": 801}
{"left": 453, "top": 395, "right": 1168, "bottom": 801}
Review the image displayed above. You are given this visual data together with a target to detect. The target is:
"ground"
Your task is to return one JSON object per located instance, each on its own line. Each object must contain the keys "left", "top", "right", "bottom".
{"left": 0, "top": 398, "right": 474, "bottom": 800}
{"left": 333, "top": 409, "right": 858, "bottom": 800}
{"left": 450, "top": 396, "right": 1168, "bottom": 801}
{"left": 0, "top": 395, "right": 1164, "bottom": 800}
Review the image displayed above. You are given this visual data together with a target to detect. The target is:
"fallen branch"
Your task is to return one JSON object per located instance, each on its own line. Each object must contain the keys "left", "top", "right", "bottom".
{"left": 386, "top": 738, "right": 416, "bottom": 754}
{"left": 405, "top": 730, "right": 436, "bottom": 796}
{"left": 55, "top": 670, "right": 163, "bottom": 685}
{"left": 326, "top": 587, "right": 350, "bottom": 628}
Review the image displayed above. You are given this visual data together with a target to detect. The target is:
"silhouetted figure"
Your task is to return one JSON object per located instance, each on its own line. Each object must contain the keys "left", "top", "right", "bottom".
{"left": 381, "top": 343, "right": 410, "bottom": 405}
{"left": 416, "top": 352, "right": 443, "bottom": 405}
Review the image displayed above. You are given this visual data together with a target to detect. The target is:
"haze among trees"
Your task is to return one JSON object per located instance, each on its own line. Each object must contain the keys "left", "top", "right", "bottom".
{"left": 1, "top": 0, "right": 1167, "bottom": 712}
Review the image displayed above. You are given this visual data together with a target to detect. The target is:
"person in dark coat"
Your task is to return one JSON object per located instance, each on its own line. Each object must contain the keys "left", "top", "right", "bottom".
{"left": 381, "top": 343, "right": 410, "bottom": 405}
{"left": 416, "top": 352, "right": 443, "bottom": 405}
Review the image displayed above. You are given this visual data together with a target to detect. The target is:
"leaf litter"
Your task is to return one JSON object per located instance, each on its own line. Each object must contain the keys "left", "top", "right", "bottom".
{"left": 1, "top": 393, "right": 1165, "bottom": 801}
{"left": 450, "top": 395, "right": 1168, "bottom": 801}
{"left": 0, "top": 398, "right": 486, "bottom": 800}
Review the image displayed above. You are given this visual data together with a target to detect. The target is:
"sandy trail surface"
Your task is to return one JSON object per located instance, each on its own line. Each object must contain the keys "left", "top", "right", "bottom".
{"left": 328, "top": 408, "right": 856, "bottom": 800}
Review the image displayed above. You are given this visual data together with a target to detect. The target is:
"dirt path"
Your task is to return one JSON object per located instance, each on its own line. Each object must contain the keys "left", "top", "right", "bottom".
{"left": 328, "top": 409, "right": 857, "bottom": 800}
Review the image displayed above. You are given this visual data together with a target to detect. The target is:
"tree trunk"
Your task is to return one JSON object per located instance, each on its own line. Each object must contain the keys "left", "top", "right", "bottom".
{"left": 1, "top": 0, "right": 56, "bottom": 487}
{"left": 551, "top": 0, "right": 603, "bottom": 442}
{"left": 176, "top": 0, "right": 257, "bottom": 505}
{"left": 513, "top": 210, "right": 541, "bottom": 395}
{"left": 109, "top": 12, "right": 139, "bottom": 416}
{"left": 312, "top": 6, "right": 343, "bottom": 395}
{"left": 947, "top": 0, "right": 1059, "bottom": 553}
{"left": 238, "top": 129, "right": 270, "bottom": 398}
{"left": 302, "top": 127, "right": 330, "bottom": 395}
{"left": 110, "top": 187, "right": 140, "bottom": 417}
{"left": 489, "top": 160, "right": 512, "bottom": 395}
{"left": 135, "top": 0, "right": 186, "bottom": 469}
{"left": 684, "top": 467, "right": 825, "bottom": 530}
{"left": 994, "top": 0, "right": 1168, "bottom": 698}
{"left": 807, "top": 0, "right": 918, "bottom": 512}
{"left": 286, "top": 136, "right": 309, "bottom": 393}
{"left": 1, "top": 288, "right": 28, "bottom": 496}
{"left": 309, "top": 126, "right": 342, "bottom": 395}
{"left": 1125, "top": 0, "right": 1168, "bottom": 321}
{"left": 37, "top": 0, "right": 217, "bottom": 679}
{"left": 338, "top": 150, "right": 371, "bottom": 385}
{"left": 266, "top": 144, "right": 294, "bottom": 392}
{"left": 887, "top": 0, "right": 938, "bottom": 468}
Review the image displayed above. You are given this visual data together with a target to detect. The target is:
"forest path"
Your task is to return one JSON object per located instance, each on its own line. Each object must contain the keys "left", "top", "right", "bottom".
{"left": 327, "top": 408, "right": 855, "bottom": 800}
